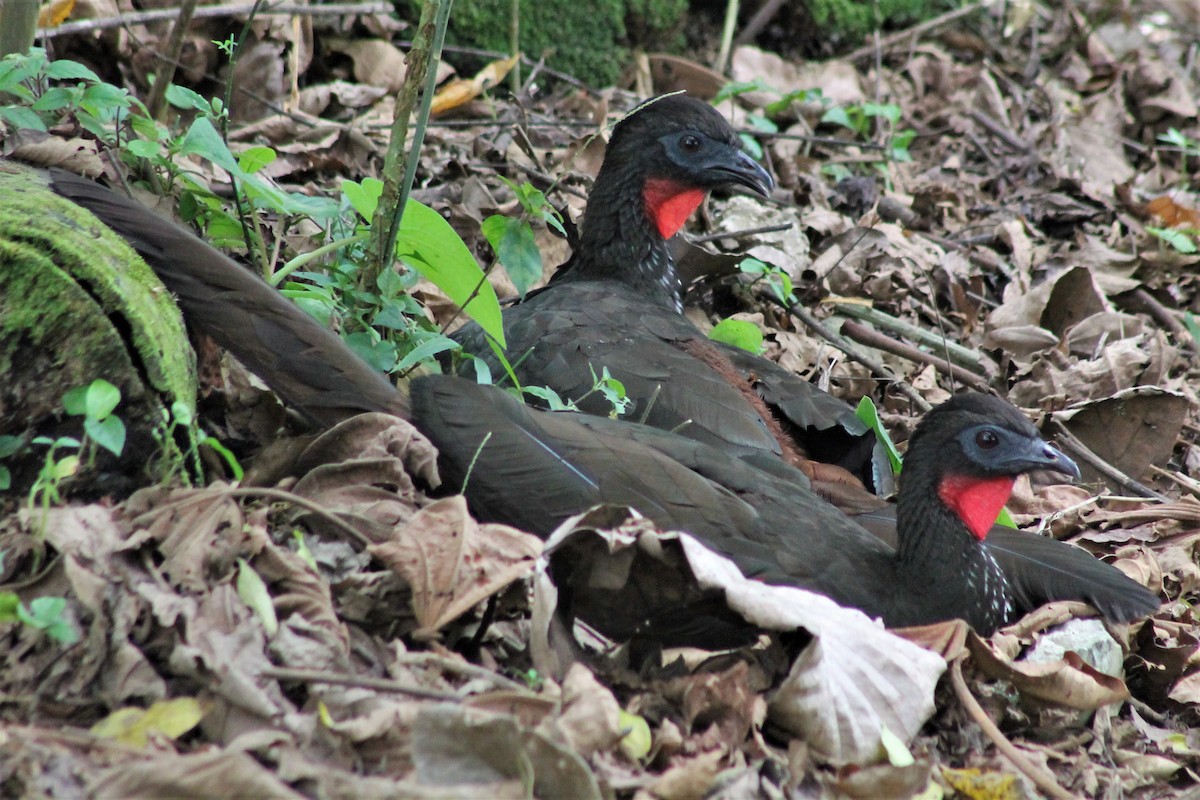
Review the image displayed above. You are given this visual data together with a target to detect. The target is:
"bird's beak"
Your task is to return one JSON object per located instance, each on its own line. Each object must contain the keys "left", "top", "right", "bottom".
{"left": 710, "top": 146, "right": 774, "bottom": 197}
{"left": 1007, "top": 439, "right": 1082, "bottom": 482}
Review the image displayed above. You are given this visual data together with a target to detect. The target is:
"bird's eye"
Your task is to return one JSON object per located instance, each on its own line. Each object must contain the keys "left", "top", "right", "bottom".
{"left": 975, "top": 429, "right": 1000, "bottom": 449}
{"left": 680, "top": 134, "right": 702, "bottom": 153}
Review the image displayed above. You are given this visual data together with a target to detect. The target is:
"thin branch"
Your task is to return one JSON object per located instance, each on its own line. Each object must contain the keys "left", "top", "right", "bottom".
{"left": 772, "top": 296, "right": 931, "bottom": 411}
{"left": 840, "top": 320, "right": 992, "bottom": 393}
{"left": 38, "top": 2, "right": 391, "bottom": 38}
{"left": 1045, "top": 421, "right": 1168, "bottom": 502}
{"left": 260, "top": 666, "right": 460, "bottom": 701}
{"left": 949, "top": 657, "right": 1077, "bottom": 800}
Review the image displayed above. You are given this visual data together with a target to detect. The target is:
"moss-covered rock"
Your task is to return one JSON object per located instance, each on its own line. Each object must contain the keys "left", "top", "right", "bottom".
{"left": 0, "top": 161, "right": 197, "bottom": 490}
{"left": 438, "top": 0, "right": 687, "bottom": 88}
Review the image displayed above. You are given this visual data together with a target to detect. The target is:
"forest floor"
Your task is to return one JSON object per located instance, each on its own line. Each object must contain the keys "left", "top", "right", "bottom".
{"left": 2, "top": 0, "right": 1200, "bottom": 797}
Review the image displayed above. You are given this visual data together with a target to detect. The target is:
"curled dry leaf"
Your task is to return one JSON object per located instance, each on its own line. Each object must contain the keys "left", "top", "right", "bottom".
{"left": 121, "top": 486, "right": 249, "bottom": 592}
{"left": 532, "top": 509, "right": 945, "bottom": 765}
{"left": 988, "top": 265, "right": 1109, "bottom": 337}
{"left": 542, "top": 664, "right": 623, "bottom": 760}
{"left": 967, "top": 629, "right": 1130, "bottom": 710}
{"left": 369, "top": 495, "right": 541, "bottom": 637}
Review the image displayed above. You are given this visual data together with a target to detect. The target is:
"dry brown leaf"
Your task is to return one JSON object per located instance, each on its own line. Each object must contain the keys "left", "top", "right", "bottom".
{"left": 1146, "top": 195, "right": 1200, "bottom": 229}
{"left": 369, "top": 495, "right": 540, "bottom": 637}
{"left": 647, "top": 54, "right": 727, "bottom": 99}
{"left": 90, "top": 750, "right": 306, "bottom": 799}
{"left": 968, "top": 630, "right": 1131, "bottom": 710}
{"left": 532, "top": 509, "right": 945, "bottom": 764}
{"left": 1053, "top": 387, "right": 1189, "bottom": 483}
{"left": 542, "top": 664, "right": 622, "bottom": 759}
{"left": 411, "top": 703, "right": 600, "bottom": 799}
{"left": 122, "top": 486, "right": 249, "bottom": 592}
{"left": 648, "top": 748, "right": 724, "bottom": 800}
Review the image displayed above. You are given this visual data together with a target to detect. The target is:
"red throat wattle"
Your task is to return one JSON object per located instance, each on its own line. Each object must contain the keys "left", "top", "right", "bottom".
{"left": 937, "top": 474, "right": 1015, "bottom": 541}
{"left": 642, "top": 178, "right": 706, "bottom": 239}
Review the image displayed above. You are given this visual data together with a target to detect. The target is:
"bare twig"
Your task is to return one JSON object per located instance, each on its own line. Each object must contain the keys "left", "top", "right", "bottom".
{"left": 840, "top": 320, "right": 993, "bottom": 393}
{"left": 949, "top": 657, "right": 1077, "bottom": 800}
{"left": 1045, "top": 421, "right": 1168, "bottom": 502}
{"left": 260, "top": 667, "right": 460, "bottom": 700}
{"left": 772, "top": 297, "right": 931, "bottom": 411}
{"left": 842, "top": 2, "right": 989, "bottom": 62}
{"left": 733, "top": 0, "right": 786, "bottom": 47}
{"left": 968, "top": 109, "right": 1030, "bottom": 154}
{"left": 143, "top": 0, "right": 198, "bottom": 118}
{"left": 38, "top": 2, "right": 391, "bottom": 37}
{"left": 826, "top": 299, "right": 990, "bottom": 374}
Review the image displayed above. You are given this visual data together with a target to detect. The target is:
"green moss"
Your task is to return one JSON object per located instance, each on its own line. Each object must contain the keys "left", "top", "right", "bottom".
{"left": 809, "top": 0, "right": 951, "bottom": 41}
{"left": 437, "top": 0, "right": 687, "bottom": 87}
{"left": 0, "top": 162, "right": 197, "bottom": 482}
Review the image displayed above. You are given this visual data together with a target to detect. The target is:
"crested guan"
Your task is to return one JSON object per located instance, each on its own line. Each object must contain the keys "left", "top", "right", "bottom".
{"left": 447, "top": 94, "right": 886, "bottom": 502}
{"left": 40, "top": 165, "right": 1159, "bottom": 635}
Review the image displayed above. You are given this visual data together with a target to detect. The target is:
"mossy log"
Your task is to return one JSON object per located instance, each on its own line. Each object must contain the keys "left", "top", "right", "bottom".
{"left": 0, "top": 161, "right": 197, "bottom": 490}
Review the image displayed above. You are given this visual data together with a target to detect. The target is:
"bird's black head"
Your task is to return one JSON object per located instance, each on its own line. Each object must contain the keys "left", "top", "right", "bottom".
{"left": 599, "top": 94, "right": 774, "bottom": 239}
{"left": 903, "top": 393, "right": 1079, "bottom": 541}
{"left": 608, "top": 95, "right": 773, "bottom": 195}
{"left": 910, "top": 394, "right": 1080, "bottom": 482}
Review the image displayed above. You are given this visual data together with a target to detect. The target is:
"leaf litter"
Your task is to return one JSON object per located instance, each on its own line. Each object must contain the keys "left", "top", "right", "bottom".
{"left": 4, "top": 0, "right": 1200, "bottom": 796}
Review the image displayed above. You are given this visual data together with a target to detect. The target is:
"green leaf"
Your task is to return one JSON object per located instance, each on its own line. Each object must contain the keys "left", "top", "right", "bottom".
{"left": 165, "top": 84, "right": 212, "bottom": 113}
{"left": 200, "top": 435, "right": 244, "bottom": 481}
{"left": 617, "top": 710, "right": 653, "bottom": 761}
{"left": 292, "top": 530, "right": 318, "bottom": 571}
{"left": 0, "top": 435, "right": 23, "bottom": 459}
{"left": 0, "top": 592, "right": 19, "bottom": 620}
{"left": 45, "top": 60, "right": 100, "bottom": 82}
{"left": 854, "top": 396, "right": 903, "bottom": 476}
{"left": 395, "top": 335, "right": 459, "bottom": 373}
{"left": 0, "top": 106, "right": 47, "bottom": 131}
{"left": 481, "top": 215, "right": 542, "bottom": 298}
{"left": 91, "top": 697, "right": 205, "bottom": 748}
{"left": 709, "top": 318, "right": 764, "bottom": 354}
{"left": 238, "top": 146, "right": 276, "bottom": 174}
{"left": 1148, "top": 226, "right": 1198, "bottom": 254}
{"left": 0, "top": 465, "right": 10, "bottom": 491}
{"left": 237, "top": 558, "right": 278, "bottom": 636}
{"left": 342, "top": 177, "right": 381, "bottom": 221}
{"left": 18, "top": 596, "right": 78, "bottom": 644}
{"left": 85, "top": 416, "right": 127, "bottom": 457}
{"left": 62, "top": 385, "right": 87, "bottom": 416}
{"left": 85, "top": 379, "right": 121, "bottom": 420}
{"left": 344, "top": 332, "right": 399, "bottom": 372}
{"left": 398, "top": 200, "right": 506, "bottom": 348}
{"left": 1184, "top": 312, "right": 1200, "bottom": 347}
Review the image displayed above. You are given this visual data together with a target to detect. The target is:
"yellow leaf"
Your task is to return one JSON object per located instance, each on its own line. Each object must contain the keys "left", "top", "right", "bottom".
{"left": 940, "top": 767, "right": 1020, "bottom": 800}
{"left": 90, "top": 697, "right": 206, "bottom": 748}
{"left": 617, "top": 710, "right": 652, "bottom": 761}
{"left": 237, "top": 557, "right": 278, "bottom": 636}
{"left": 38, "top": 0, "right": 75, "bottom": 27}
{"left": 430, "top": 54, "right": 519, "bottom": 116}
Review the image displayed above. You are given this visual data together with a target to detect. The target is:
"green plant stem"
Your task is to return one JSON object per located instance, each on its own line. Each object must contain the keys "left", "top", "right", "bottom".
{"left": 508, "top": 0, "right": 520, "bottom": 92}
{"left": 219, "top": 0, "right": 270, "bottom": 271}
{"left": 366, "top": 0, "right": 454, "bottom": 287}
{"left": 715, "top": 0, "right": 739, "bottom": 73}
{"left": 271, "top": 232, "right": 369, "bottom": 286}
